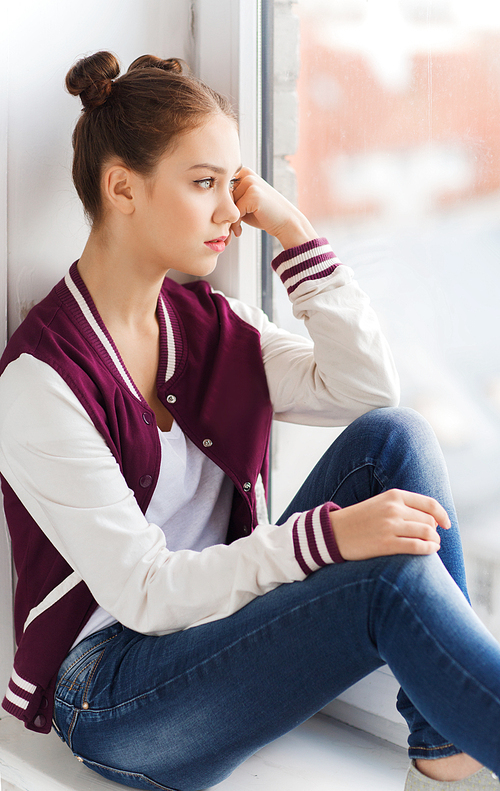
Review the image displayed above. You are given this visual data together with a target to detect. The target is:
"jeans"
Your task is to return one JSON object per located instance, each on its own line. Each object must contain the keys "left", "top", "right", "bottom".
{"left": 53, "top": 407, "right": 500, "bottom": 790}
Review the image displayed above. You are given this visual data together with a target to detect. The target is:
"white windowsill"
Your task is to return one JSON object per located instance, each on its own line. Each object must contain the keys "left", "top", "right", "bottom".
{"left": 0, "top": 712, "right": 408, "bottom": 791}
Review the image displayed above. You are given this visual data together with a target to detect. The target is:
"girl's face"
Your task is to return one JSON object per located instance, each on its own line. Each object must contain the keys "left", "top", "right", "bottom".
{"left": 133, "top": 113, "right": 242, "bottom": 278}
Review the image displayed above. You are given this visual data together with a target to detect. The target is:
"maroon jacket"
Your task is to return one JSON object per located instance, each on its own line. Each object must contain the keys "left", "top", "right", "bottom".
{"left": 0, "top": 262, "right": 274, "bottom": 732}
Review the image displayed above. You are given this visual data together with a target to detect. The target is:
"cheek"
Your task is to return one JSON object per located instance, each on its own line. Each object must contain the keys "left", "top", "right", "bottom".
{"left": 175, "top": 199, "right": 209, "bottom": 229}
{"left": 146, "top": 190, "right": 206, "bottom": 238}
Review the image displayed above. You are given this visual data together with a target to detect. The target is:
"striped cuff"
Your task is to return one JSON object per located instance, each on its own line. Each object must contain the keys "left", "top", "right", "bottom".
{"left": 3, "top": 667, "right": 37, "bottom": 719}
{"left": 272, "top": 237, "right": 341, "bottom": 296}
{"left": 292, "top": 502, "right": 344, "bottom": 575}
{"left": 2, "top": 667, "right": 52, "bottom": 733}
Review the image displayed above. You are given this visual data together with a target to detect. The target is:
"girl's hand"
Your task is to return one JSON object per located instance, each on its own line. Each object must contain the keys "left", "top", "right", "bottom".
{"left": 231, "top": 167, "right": 317, "bottom": 249}
{"left": 330, "top": 489, "right": 450, "bottom": 561}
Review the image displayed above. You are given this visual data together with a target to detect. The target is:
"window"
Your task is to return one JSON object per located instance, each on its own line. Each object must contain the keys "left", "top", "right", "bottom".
{"left": 268, "top": 0, "right": 500, "bottom": 742}
{"left": 271, "top": 1, "right": 500, "bottom": 641}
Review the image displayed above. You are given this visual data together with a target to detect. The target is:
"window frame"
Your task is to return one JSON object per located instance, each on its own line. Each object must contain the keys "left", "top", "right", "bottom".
{"left": 195, "top": 0, "right": 262, "bottom": 308}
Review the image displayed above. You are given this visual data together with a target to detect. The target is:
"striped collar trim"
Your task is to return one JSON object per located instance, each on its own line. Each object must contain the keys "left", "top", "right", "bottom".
{"left": 157, "top": 293, "right": 178, "bottom": 384}
{"left": 62, "top": 263, "right": 182, "bottom": 396}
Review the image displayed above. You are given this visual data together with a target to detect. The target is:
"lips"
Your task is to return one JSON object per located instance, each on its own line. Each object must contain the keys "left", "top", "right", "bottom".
{"left": 204, "top": 235, "right": 229, "bottom": 253}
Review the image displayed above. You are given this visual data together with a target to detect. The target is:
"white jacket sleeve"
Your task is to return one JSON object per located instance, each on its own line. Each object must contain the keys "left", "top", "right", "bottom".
{"left": 0, "top": 354, "right": 341, "bottom": 636}
{"left": 226, "top": 238, "right": 400, "bottom": 426}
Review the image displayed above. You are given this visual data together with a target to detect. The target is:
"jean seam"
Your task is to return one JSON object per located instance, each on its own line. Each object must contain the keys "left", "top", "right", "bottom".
{"left": 82, "top": 650, "right": 105, "bottom": 707}
{"left": 411, "top": 744, "right": 455, "bottom": 751}
{"left": 61, "top": 656, "right": 99, "bottom": 693}
{"left": 66, "top": 708, "right": 79, "bottom": 750}
{"left": 329, "top": 460, "right": 388, "bottom": 502}
{"left": 57, "top": 632, "right": 118, "bottom": 687}
{"left": 74, "top": 754, "right": 179, "bottom": 790}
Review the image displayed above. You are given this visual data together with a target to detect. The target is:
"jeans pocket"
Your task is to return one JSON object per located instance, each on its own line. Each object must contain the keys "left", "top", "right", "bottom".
{"left": 56, "top": 644, "right": 106, "bottom": 699}
{"left": 72, "top": 753, "right": 180, "bottom": 791}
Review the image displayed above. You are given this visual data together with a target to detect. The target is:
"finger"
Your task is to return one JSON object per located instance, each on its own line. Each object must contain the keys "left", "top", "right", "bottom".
{"left": 397, "top": 490, "right": 451, "bottom": 530}
{"left": 402, "top": 509, "right": 438, "bottom": 528}
{"left": 234, "top": 185, "right": 261, "bottom": 219}
{"left": 236, "top": 165, "right": 256, "bottom": 180}
{"left": 232, "top": 169, "right": 260, "bottom": 203}
{"left": 230, "top": 220, "right": 242, "bottom": 237}
{"left": 394, "top": 536, "right": 441, "bottom": 556}
{"left": 397, "top": 521, "right": 441, "bottom": 545}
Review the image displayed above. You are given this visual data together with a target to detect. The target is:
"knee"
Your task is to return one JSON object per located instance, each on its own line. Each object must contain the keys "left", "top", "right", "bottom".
{"left": 359, "top": 405, "right": 429, "bottom": 433}
{"left": 356, "top": 407, "right": 439, "bottom": 455}
{"left": 346, "top": 407, "right": 445, "bottom": 486}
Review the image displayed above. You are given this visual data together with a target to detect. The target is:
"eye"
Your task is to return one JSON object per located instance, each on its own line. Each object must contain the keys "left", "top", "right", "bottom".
{"left": 194, "top": 177, "right": 215, "bottom": 190}
{"left": 229, "top": 178, "right": 240, "bottom": 192}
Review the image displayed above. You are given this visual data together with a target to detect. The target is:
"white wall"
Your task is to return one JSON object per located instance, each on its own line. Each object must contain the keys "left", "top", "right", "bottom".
{"left": 0, "top": 0, "right": 195, "bottom": 713}
{"left": 6, "top": 0, "right": 194, "bottom": 334}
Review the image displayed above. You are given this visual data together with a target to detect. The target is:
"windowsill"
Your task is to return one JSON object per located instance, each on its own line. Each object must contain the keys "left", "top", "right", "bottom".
{"left": 0, "top": 712, "right": 408, "bottom": 791}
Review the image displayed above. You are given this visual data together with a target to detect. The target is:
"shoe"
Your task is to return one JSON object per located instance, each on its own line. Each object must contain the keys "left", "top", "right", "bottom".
{"left": 405, "top": 761, "right": 500, "bottom": 789}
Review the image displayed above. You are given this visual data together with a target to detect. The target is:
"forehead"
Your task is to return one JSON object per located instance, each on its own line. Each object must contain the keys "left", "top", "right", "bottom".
{"left": 169, "top": 114, "right": 241, "bottom": 172}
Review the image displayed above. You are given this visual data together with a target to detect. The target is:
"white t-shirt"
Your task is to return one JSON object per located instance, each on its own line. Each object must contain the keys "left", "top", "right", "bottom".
{"left": 74, "top": 421, "right": 233, "bottom": 644}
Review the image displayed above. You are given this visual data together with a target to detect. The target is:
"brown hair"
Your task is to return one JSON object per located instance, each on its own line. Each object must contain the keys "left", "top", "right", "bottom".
{"left": 66, "top": 51, "right": 236, "bottom": 225}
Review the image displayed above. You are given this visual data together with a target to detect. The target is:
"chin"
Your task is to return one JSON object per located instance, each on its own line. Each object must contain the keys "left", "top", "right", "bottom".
{"left": 167, "top": 255, "right": 219, "bottom": 279}
{"left": 196, "top": 256, "right": 220, "bottom": 277}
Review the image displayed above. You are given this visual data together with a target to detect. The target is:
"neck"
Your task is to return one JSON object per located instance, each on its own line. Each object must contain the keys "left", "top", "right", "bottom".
{"left": 77, "top": 226, "right": 166, "bottom": 331}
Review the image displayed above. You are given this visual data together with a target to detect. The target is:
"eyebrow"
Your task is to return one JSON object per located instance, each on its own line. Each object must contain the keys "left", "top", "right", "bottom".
{"left": 187, "top": 163, "right": 243, "bottom": 176}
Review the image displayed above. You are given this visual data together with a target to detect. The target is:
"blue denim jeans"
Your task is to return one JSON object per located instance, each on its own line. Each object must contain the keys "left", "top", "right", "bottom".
{"left": 53, "top": 408, "right": 500, "bottom": 790}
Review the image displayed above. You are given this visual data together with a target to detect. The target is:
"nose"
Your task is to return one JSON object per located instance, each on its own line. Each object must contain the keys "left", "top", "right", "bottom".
{"left": 213, "top": 189, "right": 241, "bottom": 226}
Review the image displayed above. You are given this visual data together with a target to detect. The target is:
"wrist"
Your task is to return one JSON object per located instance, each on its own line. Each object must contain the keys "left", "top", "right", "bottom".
{"left": 275, "top": 213, "right": 318, "bottom": 250}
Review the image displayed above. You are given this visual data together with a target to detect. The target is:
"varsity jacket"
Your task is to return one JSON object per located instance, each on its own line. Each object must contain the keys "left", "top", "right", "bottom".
{"left": 0, "top": 238, "right": 399, "bottom": 733}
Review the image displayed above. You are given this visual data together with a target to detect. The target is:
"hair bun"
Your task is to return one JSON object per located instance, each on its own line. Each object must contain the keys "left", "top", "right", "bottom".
{"left": 66, "top": 51, "right": 120, "bottom": 111}
{"left": 127, "top": 55, "right": 191, "bottom": 76}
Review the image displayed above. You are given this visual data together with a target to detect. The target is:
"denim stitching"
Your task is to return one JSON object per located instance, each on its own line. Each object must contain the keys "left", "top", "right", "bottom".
{"left": 411, "top": 743, "right": 455, "bottom": 751}
{"left": 66, "top": 708, "right": 79, "bottom": 750}
{"left": 56, "top": 632, "right": 118, "bottom": 689}
{"left": 329, "top": 460, "right": 388, "bottom": 502}
{"left": 75, "top": 755, "right": 179, "bottom": 790}
{"left": 60, "top": 656, "right": 100, "bottom": 692}
{"left": 82, "top": 649, "right": 105, "bottom": 706}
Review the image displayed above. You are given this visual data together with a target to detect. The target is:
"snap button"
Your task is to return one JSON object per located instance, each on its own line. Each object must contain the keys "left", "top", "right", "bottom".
{"left": 33, "top": 715, "right": 46, "bottom": 729}
{"left": 82, "top": 701, "right": 89, "bottom": 710}
{"left": 166, "top": 394, "right": 177, "bottom": 404}
{"left": 142, "top": 412, "right": 151, "bottom": 425}
{"left": 76, "top": 756, "right": 84, "bottom": 763}
{"left": 40, "top": 696, "right": 48, "bottom": 710}
{"left": 139, "top": 475, "right": 153, "bottom": 488}
{"left": 243, "top": 481, "right": 252, "bottom": 492}
{"left": 202, "top": 439, "right": 213, "bottom": 448}
{"left": 242, "top": 525, "right": 250, "bottom": 535}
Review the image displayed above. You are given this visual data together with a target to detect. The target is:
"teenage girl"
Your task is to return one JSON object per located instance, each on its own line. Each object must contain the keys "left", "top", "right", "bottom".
{"left": 1, "top": 52, "right": 500, "bottom": 791}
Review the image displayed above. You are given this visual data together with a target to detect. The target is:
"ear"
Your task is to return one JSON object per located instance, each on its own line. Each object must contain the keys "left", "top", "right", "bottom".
{"left": 101, "top": 163, "right": 139, "bottom": 216}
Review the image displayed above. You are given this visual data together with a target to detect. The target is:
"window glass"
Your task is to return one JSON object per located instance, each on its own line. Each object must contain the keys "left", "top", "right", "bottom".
{"left": 272, "top": 0, "right": 500, "bottom": 631}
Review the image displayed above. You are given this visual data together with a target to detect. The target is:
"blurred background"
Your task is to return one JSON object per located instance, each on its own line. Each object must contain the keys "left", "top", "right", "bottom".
{"left": 270, "top": 0, "right": 500, "bottom": 634}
